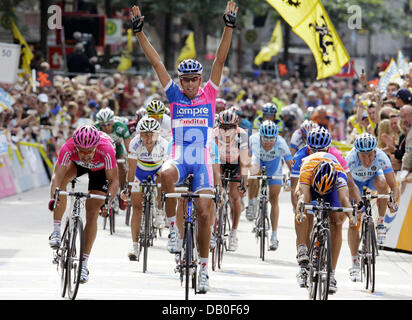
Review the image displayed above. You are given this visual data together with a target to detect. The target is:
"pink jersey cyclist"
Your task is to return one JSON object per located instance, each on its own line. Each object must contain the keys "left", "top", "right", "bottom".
{"left": 57, "top": 131, "right": 117, "bottom": 171}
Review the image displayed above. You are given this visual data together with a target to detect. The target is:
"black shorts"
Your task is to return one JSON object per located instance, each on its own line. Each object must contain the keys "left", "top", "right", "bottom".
{"left": 220, "top": 164, "right": 240, "bottom": 179}
{"left": 75, "top": 163, "right": 108, "bottom": 193}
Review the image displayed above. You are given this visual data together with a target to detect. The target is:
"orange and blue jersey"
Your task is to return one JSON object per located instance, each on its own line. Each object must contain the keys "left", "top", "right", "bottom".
{"left": 299, "top": 152, "right": 347, "bottom": 189}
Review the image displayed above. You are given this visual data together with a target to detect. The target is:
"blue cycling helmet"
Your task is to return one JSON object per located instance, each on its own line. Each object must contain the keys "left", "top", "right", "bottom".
{"left": 262, "top": 102, "right": 278, "bottom": 115}
{"left": 306, "top": 127, "right": 331, "bottom": 150}
{"left": 260, "top": 120, "right": 279, "bottom": 138}
{"left": 177, "top": 59, "right": 203, "bottom": 76}
{"left": 354, "top": 133, "right": 377, "bottom": 153}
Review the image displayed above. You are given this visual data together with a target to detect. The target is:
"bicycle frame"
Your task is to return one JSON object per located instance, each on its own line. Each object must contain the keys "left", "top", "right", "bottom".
{"left": 249, "top": 166, "right": 282, "bottom": 261}
{"left": 163, "top": 176, "right": 216, "bottom": 300}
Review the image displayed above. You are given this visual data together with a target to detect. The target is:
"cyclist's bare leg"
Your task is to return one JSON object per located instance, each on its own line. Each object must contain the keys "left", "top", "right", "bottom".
{"left": 329, "top": 212, "right": 345, "bottom": 270}
{"left": 229, "top": 182, "right": 241, "bottom": 230}
{"left": 195, "top": 194, "right": 213, "bottom": 259}
{"left": 348, "top": 222, "right": 361, "bottom": 257}
{"left": 130, "top": 191, "right": 144, "bottom": 242}
{"left": 118, "top": 159, "right": 127, "bottom": 190}
{"left": 176, "top": 198, "right": 185, "bottom": 240}
{"left": 160, "top": 162, "right": 178, "bottom": 220}
{"left": 52, "top": 162, "right": 78, "bottom": 221}
{"left": 373, "top": 175, "right": 389, "bottom": 219}
{"left": 269, "top": 184, "right": 282, "bottom": 231}
{"left": 84, "top": 191, "right": 106, "bottom": 255}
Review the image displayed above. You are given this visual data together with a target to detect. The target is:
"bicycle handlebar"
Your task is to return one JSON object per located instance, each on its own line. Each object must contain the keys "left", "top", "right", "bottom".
{"left": 248, "top": 175, "right": 283, "bottom": 180}
{"left": 164, "top": 193, "right": 215, "bottom": 199}
{"left": 303, "top": 204, "right": 354, "bottom": 213}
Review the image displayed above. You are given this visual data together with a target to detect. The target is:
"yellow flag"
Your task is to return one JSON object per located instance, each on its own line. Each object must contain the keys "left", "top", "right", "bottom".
{"left": 266, "top": 0, "right": 317, "bottom": 27}
{"left": 254, "top": 20, "right": 283, "bottom": 66}
{"left": 266, "top": 0, "right": 349, "bottom": 79}
{"left": 10, "top": 19, "right": 34, "bottom": 76}
{"left": 117, "top": 29, "right": 133, "bottom": 71}
{"left": 176, "top": 32, "right": 196, "bottom": 66}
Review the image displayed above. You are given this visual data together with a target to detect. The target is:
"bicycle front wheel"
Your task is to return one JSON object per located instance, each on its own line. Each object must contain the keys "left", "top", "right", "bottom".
{"left": 142, "top": 204, "right": 151, "bottom": 273}
{"left": 366, "top": 222, "right": 377, "bottom": 292}
{"left": 184, "top": 223, "right": 193, "bottom": 300}
{"left": 67, "top": 219, "right": 84, "bottom": 300}
{"left": 259, "top": 200, "right": 267, "bottom": 261}
{"left": 58, "top": 222, "right": 70, "bottom": 298}
{"left": 317, "top": 229, "right": 332, "bottom": 300}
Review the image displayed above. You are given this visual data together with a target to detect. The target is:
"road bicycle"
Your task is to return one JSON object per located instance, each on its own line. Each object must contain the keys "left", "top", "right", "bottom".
{"left": 211, "top": 170, "right": 244, "bottom": 271}
{"left": 249, "top": 166, "right": 282, "bottom": 261}
{"left": 299, "top": 199, "right": 355, "bottom": 300}
{"left": 355, "top": 188, "right": 394, "bottom": 293}
{"left": 51, "top": 179, "right": 109, "bottom": 300}
{"left": 128, "top": 177, "right": 161, "bottom": 273}
{"left": 102, "top": 158, "right": 127, "bottom": 234}
{"left": 163, "top": 175, "right": 217, "bottom": 300}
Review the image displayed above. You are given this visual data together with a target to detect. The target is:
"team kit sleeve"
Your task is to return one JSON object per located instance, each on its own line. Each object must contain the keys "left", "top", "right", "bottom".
{"left": 56, "top": 141, "right": 72, "bottom": 167}
{"left": 117, "top": 122, "right": 131, "bottom": 139}
{"left": 103, "top": 142, "right": 118, "bottom": 169}
{"left": 279, "top": 137, "right": 293, "bottom": 162}
{"left": 127, "top": 135, "right": 140, "bottom": 160}
{"left": 376, "top": 149, "right": 394, "bottom": 174}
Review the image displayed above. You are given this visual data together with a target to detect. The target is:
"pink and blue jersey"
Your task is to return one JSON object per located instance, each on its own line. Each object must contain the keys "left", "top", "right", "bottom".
{"left": 164, "top": 79, "right": 219, "bottom": 192}
{"left": 165, "top": 80, "right": 217, "bottom": 149}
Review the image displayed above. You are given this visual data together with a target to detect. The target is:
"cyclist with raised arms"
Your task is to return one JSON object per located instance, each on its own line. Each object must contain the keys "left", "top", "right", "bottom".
{"left": 95, "top": 107, "right": 132, "bottom": 208}
{"left": 48, "top": 125, "right": 119, "bottom": 283}
{"left": 213, "top": 109, "right": 248, "bottom": 251}
{"left": 123, "top": 117, "right": 169, "bottom": 261}
{"left": 291, "top": 126, "right": 360, "bottom": 287}
{"left": 345, "top": 133, "right": 400, "bottom": 281}
{"left": 296, "top": 152, "right": 353, "bottom": 294}
{"left": 130, "top": 1, "right": 238, "bottom": 293}
{"left": 146, "top": 100, "right": 172, "bottom": 142}
{"left": 247, "top": 120, "right": 292, "bottom": 251}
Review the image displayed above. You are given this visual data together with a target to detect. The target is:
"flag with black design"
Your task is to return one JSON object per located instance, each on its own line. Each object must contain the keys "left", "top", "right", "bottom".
{"left": 266, "top": 0, "right": 349, "bottom": 79}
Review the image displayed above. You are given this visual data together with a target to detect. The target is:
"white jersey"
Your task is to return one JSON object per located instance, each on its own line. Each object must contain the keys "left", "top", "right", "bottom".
{"left": 290, "top": 129, "right": 305, "bottom": 151}
{"left": 128, "top": 134, "right": 169, "bottom": 172}
{"left": 160, "top": 114, "right": 172, "bottom": 142}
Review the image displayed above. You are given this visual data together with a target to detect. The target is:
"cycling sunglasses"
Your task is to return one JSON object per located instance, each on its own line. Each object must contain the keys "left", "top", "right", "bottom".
{"left": 100, "top": 122, "right": 114, "bottom": 127}
{"left": 261, "top": 136, "right": 277, "bottom": 143}
{"left": 76, "top": 146, "right": 97, "bottom": 155}
{"left": 219, "top": 124, "right": 236, "bottom": 131}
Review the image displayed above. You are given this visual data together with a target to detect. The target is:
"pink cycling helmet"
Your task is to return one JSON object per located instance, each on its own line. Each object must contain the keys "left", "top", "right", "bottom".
{"left": 73, "top": 125, "right": 100, "bottom": 148}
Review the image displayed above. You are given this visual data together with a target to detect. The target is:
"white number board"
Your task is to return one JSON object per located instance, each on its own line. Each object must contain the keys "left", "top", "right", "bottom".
{"left": 0, "top": 42, "right": 21, "bottom": 84}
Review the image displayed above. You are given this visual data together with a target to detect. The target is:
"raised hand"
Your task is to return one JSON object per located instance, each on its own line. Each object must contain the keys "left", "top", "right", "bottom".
{"left": 223, "top": 1, "right": 238, "bottom": 28}
{"left": 130, "top": 5, "right": 145, "bottom": 33}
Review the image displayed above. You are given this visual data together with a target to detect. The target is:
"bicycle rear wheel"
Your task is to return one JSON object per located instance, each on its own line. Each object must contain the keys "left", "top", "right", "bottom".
{"left": 67, "top": 219, "right": 84, "bottom": 300}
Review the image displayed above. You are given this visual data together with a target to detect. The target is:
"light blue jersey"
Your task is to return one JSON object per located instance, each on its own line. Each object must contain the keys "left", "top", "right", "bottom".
{"left": 249, "top": 133, "right": 292, "bottom": 185}
{"left": 346, "top": 147, "right": 393, "bottom": 183}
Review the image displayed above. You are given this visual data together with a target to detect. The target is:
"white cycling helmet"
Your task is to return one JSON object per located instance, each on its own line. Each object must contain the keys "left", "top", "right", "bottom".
{"left": 138, "top": 117, "right": 161, "bottom": 133}
{"left": 96, "top": 107, "right": 114, "bottom": 123}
